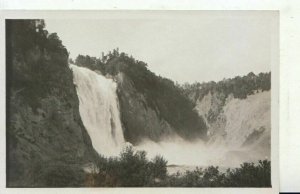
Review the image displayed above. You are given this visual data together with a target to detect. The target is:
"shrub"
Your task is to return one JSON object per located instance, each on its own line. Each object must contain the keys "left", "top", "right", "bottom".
{"left": 88, "top": 147, "right": 271, "bottom": 187}
{"left": 92, "top": 145, "right": 168, "bottom": 187}
{"left": 34, "top": 162, "right": 86, "bottom": 187}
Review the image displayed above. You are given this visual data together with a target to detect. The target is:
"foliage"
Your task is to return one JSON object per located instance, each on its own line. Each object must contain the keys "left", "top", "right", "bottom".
{"left": 86, "top": 147, "right": 271, "bottom": 187}
{"left": 75, "top": 54, "right": 100, "bottom": 71}
{"left": 6, "top": 19, "right": 70, "bottom": 110}
{"left": 181, "top": 72, "right": 271, "bottom": 103}
{"left": 6, "top": 20, "right": 95, "bottom": 187}
{"left": 224, "top": 160, "right": 271, "bottom": 187}
{"left": 166, "top": 160, "right": 271, "bottom": 187}
{"left": 90, "top": 146, "right": 168, "bottom": 187}
{"left": 35, "top": 162, "right": 86, "bottom": 187}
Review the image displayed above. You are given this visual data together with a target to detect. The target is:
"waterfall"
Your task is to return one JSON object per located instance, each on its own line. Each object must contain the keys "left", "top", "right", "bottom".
{"left": 70, "top": 65, "right": 125, "bottom": 156}
{"left": 69, "top": 64, "right": 269, "bottom": 169}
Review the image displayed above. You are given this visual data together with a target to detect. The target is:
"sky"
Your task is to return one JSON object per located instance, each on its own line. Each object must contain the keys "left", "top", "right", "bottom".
{"left": 45, "top": 11, "right": 277, "bottom": 84}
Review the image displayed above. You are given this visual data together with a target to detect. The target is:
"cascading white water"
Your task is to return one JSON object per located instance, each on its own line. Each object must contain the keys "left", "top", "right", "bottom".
{"left": 70, "top": 64, "right": 270, "bottom": 171}
{"left": 70, "top": 64, "right": 125, "bottom": 157}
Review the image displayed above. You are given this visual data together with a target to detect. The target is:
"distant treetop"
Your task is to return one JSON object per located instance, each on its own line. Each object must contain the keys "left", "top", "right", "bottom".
{"left": 180, "top": 71, "right": 271, "bottom": 102}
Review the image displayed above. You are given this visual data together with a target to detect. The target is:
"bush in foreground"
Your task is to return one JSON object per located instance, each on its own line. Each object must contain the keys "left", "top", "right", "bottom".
{"left": 166, "top": 160, "right": 271, "bottom": 187}
{"left": 89, "top": 146, "right": 167, "bottom": 187}
{"left": 85, "top": 146, "right": 271, "bottom": 187}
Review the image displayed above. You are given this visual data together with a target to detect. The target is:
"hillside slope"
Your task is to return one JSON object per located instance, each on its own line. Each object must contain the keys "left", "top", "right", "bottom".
{"left": 6, "top": 20, "right": 97, "bottom": 187}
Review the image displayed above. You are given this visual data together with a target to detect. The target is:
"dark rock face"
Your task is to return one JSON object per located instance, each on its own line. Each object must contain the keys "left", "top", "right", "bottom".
{"left": 116, "top": 73, "right": 174, "bottom": 144}
{"left": 6, "top": 20, "right": 97, "bottom": 187}
{"left": 115, "top": 72, "right": 207, "bottom": 144}
{"left": 7, "top": 93, "right": 96, "bottom": 187}
{"left": 104, "top": 55, "right": 208, "bottom": 144}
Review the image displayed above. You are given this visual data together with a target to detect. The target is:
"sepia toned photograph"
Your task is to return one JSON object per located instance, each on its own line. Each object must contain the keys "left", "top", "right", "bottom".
{"left": 5, "top": 11, "right": 278, "bottom": 188}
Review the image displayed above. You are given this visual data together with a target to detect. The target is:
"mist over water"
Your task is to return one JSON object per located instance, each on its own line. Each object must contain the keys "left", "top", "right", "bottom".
{"left": 135, "top": 137, "right": 264, "bottom": 168}
{"left": 136, "top": 137, "right": 225, "bottom": 166}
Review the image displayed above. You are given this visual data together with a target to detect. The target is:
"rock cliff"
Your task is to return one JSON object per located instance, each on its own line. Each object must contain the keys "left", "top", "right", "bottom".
{"left": 6, "top": 20, "right": 97, "bottom": 187}
{"left": 185, "top": 76, "right": 271, "bottom": 165}
{"left": 115, "top": 72, "right": 175, "bottom": 144}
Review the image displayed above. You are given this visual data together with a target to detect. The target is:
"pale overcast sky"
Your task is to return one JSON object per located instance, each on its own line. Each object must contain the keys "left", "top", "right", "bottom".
{"left": 45, "top": 11, "right": 277, "bottom": 83}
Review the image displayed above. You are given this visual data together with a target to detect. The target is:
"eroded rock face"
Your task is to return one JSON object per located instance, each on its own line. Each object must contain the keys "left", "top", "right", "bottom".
{"left": 115, "top": 73, "right": 174, "bottom": 144}
{"left": 194, "top": 90, "right": 271, "bottom": 163}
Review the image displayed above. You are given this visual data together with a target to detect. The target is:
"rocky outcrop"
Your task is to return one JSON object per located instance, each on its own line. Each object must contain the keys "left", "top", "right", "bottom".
{"left": 115, "top": 73, "right": 175, "bottom": 144}
{"left": 194, "top": 90, "right": 271, "bottom": 163}
{"left": 7, "top": 84, "right": 97, "bottom": 187}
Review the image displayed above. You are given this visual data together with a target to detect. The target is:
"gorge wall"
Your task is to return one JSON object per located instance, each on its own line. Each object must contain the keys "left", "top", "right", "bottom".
{"left": 183, "top": 74, "right": 271, "bottom": 166}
